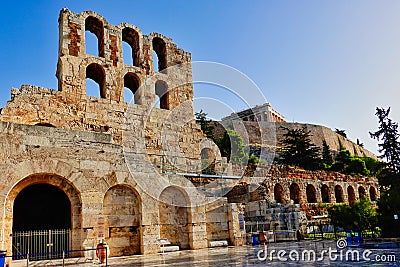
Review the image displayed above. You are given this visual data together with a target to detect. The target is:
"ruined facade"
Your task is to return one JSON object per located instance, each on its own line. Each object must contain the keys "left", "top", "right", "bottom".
{"left": 0, "top": 9, "right": 245, "bottom": 260}
{"left": 221, "top": 103, "right": 286, "bottom": 124}
{"left": 0, "top": 8, "right": 380, "bottom": 263}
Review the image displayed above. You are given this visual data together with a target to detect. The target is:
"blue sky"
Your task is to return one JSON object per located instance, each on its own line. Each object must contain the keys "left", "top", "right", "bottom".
{"left": 0, "top": 1, "right": 399, "bottom": 155}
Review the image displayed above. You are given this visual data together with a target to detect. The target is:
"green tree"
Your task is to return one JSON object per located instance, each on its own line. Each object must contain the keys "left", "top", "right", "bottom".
{"left": 322, "top": 140, "right": 333, "bottom": 166}
{"left": 351, "top": 197, "right": 378, "bottom": 231}
{"left": 370, "top": 107, "right": 400, "bottom": 237}
{"left": 335, "top": 128, "right": 347, "bottom": 138}
{"left": 345, "top": 158, "right": 369, "bottom": 176}
{"left": 195, "top": 110, "right": 215, "bottom": 140}
{"left": 377, "top": 187, "right": 400, "bottom": 237}
{"left": 327, "top": 204, "right": 353, "bottom": 230}
{"left": 248, "top": 154, "right": 259, "bottom": 164}
{"left": 328, "top": 197, "right": 378, "bottom": 232}
{"left": 216, "top": 129, "right": 247, "bottom": 164}
{"left": 360, "top": 157, "right": 384, "bottom": 176}
{"left": 331, "top": 150, "right": 373, "bottom": 175}
{"left": 330, "top": 149, "right": 351, "bottom": 173}
{"left": 370, "top": 107, "right": 400, "bottom": 186}
{"left": 357, "top": 138, "right": 364, "bottom": 147}
{"left": 277, "top": 126, "right": 322, "bottom": 170}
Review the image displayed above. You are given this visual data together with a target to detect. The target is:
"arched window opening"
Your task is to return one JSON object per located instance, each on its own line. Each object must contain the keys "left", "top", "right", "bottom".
{"left": 122, "top": 27, "right": 140, "bottom": 67}
{"left": 155, "top": 80, "right": 168, "bottom": 110}
{"left": 369, "top": 187, "right": 377, "bottom": 201}
{"left": 152, "top": 51, "right": 158, "bottom": 73}
{"left": 201, "top": 148, "right": 216, "bottom": 175}
{"left": 274, "top": 184, "right": 284, "bottom": 204}
{"left": 347, "top": 186, "right": 356, "bottom": 204}
{"left": 85, "top": 16, "right": 104, "bottom": 57}
{"left": 154, "top": 94, "right": 161, "bottom": 109}
{"left": 290, "top": 183, "right": 300, "bottom": 204}
{"left": 86, "top": 63, "right": 106, "bottom": 98}
{"left": 124, "top": 72, "right": 140, "bottom": 104}
{"left": 358, "top": 186, "right": 367, "bottom": 199}
{"left": 321, "top": 184, "right": 330, "bottom": 203}
{"left": 122, "top": 42, "right": 133, "bottom": 65}
{"left": 335, "top": 185, "right": 344, "bottom": 203}
{"left": 306, "top": 184, "right": 317, "bottom": 203}
{"left": 152, "top": 37, "right": 167, "bottom": 72}
{"left": 85, "top": 31, "right": 98, "bottom": 57}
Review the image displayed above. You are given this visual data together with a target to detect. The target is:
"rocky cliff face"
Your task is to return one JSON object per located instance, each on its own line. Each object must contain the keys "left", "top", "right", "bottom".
{"left": 210, "top": 121, "right": 377, "bottom": 159}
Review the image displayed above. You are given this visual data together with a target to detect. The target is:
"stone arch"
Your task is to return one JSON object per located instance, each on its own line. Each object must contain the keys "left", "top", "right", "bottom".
{"left": 103, "top": 184, "right": 141, "bottom": 256}
{"left": 5, "top": 173, "right": 82, "bottom": 253}
{"left": 347, "top": 185, "right": 356, "bottom": 204}
{"left": 123, "top": 72, "right": 140, "bottom": 104}
{"left": 13, "top": 184, "right": 71, "bottom": 231}
{"left": 358, "top": 186, "right": 367, "bottom": 199}
{"left": 369, "top": 186, "right": 377, "bottom": 201}
{"left": 321, "top": 184, "right": 330, "bottom": 203}
{"left": 201, "top": 148, "right": 216, "bottom": 175}
{"left": 290, "top": 183, "right": 300, "bottom": 204}
{"left": 152, "top": 37, "right": 167, "bottom": 72}
{"left": 199, "top": 138, "right": 222, "bottom": 168}
{"left": 274, "top": 183, "right": 284, "bottom": 204}
{"left": 306, "top": 184, "right": 317, "bottom": 203}
{"left": 155, "top": 80, "right": 168, "bottom": 109}
{"left": 122, "top": 27, "right": 140, "bottom": 67}
{"left": 159, "top": 186, "right": 190, "bottom": 249}
{"left": 86, "top": 63, "right": 106, "bottom": 98}
{"left": 85, "top": 16, "right": 104, "bottom": 57}
{"left": 334, "top": 185, "right": 344, "bottom": 203}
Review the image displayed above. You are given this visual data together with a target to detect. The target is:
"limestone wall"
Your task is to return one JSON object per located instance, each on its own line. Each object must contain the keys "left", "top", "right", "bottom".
{"left": 245, "top": 201, "right": 307, "bottom": 232}
{"left": 0, "top": 121, "right": 243, "bottom": 257}
{"left": 0, "top": 9, "right": 246, "bottom": 260}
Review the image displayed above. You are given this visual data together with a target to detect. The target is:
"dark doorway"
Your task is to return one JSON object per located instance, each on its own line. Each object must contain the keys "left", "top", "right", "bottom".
{"left": 13, "top": 184, "right": 71, "bottom": 231}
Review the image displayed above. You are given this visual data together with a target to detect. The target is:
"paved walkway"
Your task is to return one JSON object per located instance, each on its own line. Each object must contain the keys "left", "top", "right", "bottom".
{"left": 9, "top": 240, "right": 400, "bottom": 266}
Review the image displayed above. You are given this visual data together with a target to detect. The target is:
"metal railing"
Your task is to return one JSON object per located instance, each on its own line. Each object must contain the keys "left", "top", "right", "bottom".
{"left": 5, "top": 247, "right": 108, "bottom": 267}
{"left": 12, "top": 229, "right": 71, "bottom": 261}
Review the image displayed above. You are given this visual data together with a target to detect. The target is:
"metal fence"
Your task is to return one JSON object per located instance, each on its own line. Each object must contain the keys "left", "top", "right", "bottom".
{"left": 12, "top": 229, "right": 71, "bottom": 260}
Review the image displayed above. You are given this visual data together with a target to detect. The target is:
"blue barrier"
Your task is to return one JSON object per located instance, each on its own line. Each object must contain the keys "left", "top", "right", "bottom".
{"left": 0, "top": 250, "right": 6, "bottom": 267}
{"left": 252, "top": 234, "right": 259, "bottom": 245}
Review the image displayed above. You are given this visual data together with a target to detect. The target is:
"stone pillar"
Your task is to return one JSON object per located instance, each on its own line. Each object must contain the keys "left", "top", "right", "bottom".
{"left": 227, "top": 203, "right": 245, "bottom": 246}
{"left": 141, "top": 225, "right": 160, "bottom": 254}
{"left": 140, "top": 196, "right": 160, "bottom": 254}
{"left": 188, "top": 205, "right": 208, "bottom": 249}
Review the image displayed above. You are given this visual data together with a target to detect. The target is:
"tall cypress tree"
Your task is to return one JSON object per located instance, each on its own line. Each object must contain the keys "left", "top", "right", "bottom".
{"left": 195, "top": 110, "right": 215, "bottom": 140}
{"left": 370, "top": 107, "right": 400, "bottom": 185}
{"left": 370, "top": 107, "right": 400, "bottom": 237}
{"left": 322, "top": 140, "right": 333, "bottom": 166}
{"left": 278, "top": 126, "right": 322, "bottom": 170}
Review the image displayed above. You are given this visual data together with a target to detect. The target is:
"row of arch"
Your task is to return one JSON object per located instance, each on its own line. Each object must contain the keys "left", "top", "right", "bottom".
{"left": 86, "top": 63, "right": 168, "bottom": 109}
{"left": 9, "top": 173, "right": 194, "bottom": 256}
{"left": 103, "top": 184, "right": 191, "bottom": 254}
{"left": 85, "top": 15, "right": 167, "bottom": 72}
{"left": 273, "top": 183, "right": 377, "bottom": 205}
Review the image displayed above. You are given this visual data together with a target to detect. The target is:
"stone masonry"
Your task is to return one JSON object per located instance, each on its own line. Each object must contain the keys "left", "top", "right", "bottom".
{"left": 0, "top": 9, "right": 245, "bottom": 261}
{"left": 0, "top": 8, "right": 380, "bottom": 264}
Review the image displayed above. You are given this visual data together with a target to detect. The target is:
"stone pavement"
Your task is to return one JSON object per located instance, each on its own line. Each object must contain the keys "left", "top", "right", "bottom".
{"left": 9, "top": 241, "right": 400, "bottom": 266}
